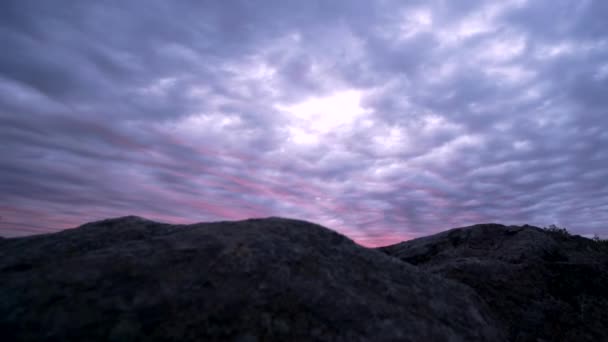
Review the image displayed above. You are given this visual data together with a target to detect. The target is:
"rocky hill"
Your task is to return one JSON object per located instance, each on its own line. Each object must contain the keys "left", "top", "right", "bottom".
{"left": 379, "top": 223, "right": 608, "bottom": 341}
{"left": 0, "top": 217, "right": 504, "bottom": 341}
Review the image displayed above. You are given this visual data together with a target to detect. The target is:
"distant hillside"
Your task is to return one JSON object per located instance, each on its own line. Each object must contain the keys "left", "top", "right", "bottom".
{"left": 379, "top": 223, "right": 608, "bottom": 341}
{"left": 0, "top": 216, "right": 503, "bottom": 341}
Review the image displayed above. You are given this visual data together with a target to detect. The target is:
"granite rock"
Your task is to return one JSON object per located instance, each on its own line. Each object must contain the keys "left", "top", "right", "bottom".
{"left": 0, "top": 217, "right": 504, "bottom": 341}
{"left": 380, "top": 223, "right": 608, "bottom": 342}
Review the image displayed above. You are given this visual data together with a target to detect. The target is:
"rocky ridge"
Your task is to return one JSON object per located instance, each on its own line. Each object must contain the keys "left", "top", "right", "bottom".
{"left": 0, "top": 216, "right": 503, "bottom": 341}
{"left": 379, "top": 223, "right": 608, "bottom": 341}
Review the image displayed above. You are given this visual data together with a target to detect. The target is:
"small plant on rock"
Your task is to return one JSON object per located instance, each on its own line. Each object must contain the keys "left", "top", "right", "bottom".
{"left": 592, "top": 234, "right": 608, "bottom": 251}
{"left": 543, "top": 224, "right": 571, "bottom": 236}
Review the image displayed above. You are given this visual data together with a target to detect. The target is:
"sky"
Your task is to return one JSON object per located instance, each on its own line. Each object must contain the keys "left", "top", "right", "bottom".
{"left": 1, "top": 0, "right": 607, "bottom": 246}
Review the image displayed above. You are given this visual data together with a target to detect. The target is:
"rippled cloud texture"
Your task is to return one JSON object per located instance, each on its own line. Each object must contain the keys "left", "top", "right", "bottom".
{"left": 1, "top": 0, "right": 607, "bottom": 245}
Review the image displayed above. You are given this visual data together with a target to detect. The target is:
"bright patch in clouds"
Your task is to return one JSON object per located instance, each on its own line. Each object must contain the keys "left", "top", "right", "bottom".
{"left": 139, "top": 77, "right": 178, "bottom": 96}
{"left": 399, "top": 8, "right": 433, "bottom": 40}
{"left": 277, "top": 90, "right": 371, "bottom": 145}
{"left": 481, "top": 35, "right": 526, "bottom": 62}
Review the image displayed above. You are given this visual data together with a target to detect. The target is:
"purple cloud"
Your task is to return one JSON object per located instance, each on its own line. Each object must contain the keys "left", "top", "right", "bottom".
{"left": 1, "top": 0, "right": 607, "bottom": 245}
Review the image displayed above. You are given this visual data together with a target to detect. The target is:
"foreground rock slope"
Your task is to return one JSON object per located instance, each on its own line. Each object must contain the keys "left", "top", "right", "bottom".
{"left": 0, "top": 217, "right": 503, "bottom": 341}
{"left": 380, "top": 223, "right": 608, "bottom": 342}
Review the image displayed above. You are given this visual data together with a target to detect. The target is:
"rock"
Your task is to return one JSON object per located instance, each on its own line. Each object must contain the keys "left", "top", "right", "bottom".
{"left": 379, "top": 223, "right": 608, "bottom": 342}
{"left": 0, "top": 217, "right": 504, "bottom": 341}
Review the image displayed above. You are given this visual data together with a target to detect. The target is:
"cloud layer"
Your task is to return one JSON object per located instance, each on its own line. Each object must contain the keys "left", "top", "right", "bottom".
{"left": 1, "top": 0, "right": 607, "bottom": 245}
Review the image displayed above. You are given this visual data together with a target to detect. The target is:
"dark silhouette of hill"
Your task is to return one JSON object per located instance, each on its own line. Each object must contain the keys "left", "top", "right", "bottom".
{"left": 0, "top": 216, "right": 503, "bottom": 341}
{"left": 379, "top": 223, "right": 608, "bottom": 341}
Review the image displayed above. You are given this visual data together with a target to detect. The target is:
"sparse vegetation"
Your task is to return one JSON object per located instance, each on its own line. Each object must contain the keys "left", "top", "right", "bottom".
{"left": 593, "top": 234, "right": 608, "bottom": 251}
{"left": 542, "top": 225, "right": 607, "bottom": 250}
{"left": 543, "top": 224, "right": 608, "bottom": 251}
{"left": 543, "top": 224, "right": 571, "bottom": 236}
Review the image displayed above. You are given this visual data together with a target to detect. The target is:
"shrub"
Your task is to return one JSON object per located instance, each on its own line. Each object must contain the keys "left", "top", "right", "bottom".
{"left": 543, "top": 224, "right": 571, "bottom": 236}
{"left": 592, "top": 234, "right": 608, "bottom": 251}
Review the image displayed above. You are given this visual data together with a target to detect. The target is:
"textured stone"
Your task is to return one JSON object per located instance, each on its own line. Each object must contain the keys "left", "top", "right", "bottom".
{"left": 0, "top": 217, "right": 503, "bottom": 341}
{"left": 380, "top": 223, "right": 608, "bottom": 342}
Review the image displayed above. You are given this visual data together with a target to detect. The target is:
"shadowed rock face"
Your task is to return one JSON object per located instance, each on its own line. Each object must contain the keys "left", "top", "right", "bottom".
{"left": 0, "top": 217, "right": 504, "bottom": 341}
{"left": 379, "top": 224, "right": 608, "bottom": 342}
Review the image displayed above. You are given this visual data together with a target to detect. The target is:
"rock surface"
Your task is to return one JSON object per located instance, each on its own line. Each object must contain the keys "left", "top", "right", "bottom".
{"left": 380, "top": 223, "right": 608, "bottom": 342}
{"left": 0, "top": 217, "right": 504, "bottom": 341}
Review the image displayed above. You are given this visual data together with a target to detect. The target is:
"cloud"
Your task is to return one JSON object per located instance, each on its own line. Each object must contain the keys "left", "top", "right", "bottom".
{"left": 1, "top": 0, "right": 607, "bottom": 244}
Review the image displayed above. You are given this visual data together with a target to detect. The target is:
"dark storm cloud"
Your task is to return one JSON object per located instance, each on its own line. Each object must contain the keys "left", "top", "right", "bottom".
{"left": 1, "top": 0, "right": 607, "bottom": 244}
